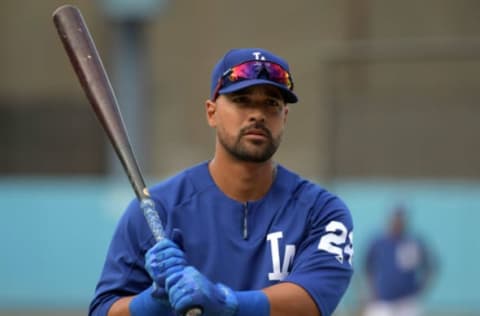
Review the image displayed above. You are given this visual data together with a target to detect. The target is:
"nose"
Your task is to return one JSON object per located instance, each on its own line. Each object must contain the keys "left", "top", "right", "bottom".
{"left": 247, "top": 105, "right": 266, "bottom": 123}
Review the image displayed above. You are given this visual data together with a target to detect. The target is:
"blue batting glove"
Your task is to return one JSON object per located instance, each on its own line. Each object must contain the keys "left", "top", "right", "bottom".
{"left": 129, "top": 285, "right": 171, "bottom": 316}
{"left": 145, "top": 229, "right": 187, "bottom": 300}
{"left": 166, "top": 266, "right": 238, "bottom": 316}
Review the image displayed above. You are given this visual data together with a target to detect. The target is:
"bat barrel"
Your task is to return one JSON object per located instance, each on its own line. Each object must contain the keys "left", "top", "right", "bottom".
{"left": 53, "top": 5, "right": 147, "bottom": 200}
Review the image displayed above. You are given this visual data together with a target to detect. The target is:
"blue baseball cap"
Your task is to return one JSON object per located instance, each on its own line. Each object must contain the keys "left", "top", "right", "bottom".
{"left": 210, "top": 48, "right": 298, "bottom": 103}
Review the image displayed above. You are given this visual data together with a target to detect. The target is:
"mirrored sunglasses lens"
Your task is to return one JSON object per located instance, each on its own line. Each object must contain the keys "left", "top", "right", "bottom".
{"left": 229, "top": 63, "right": 255, "bottom": 80}
{"left": 264, "top": 63, "right": 292, "bottom": 88}
{"left": 227, "top": 61, "right": 293, "bottom": 89}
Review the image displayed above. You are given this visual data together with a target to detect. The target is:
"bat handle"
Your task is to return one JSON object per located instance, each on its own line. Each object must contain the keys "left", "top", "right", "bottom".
{"left": 140, "top": 198, "right": 165, "bottom": 241}
{"left": 185, "top": 308, "right": 203, "bottom": 316}
{"left": 140, "top": 199, "right": 203, "bottom": 316}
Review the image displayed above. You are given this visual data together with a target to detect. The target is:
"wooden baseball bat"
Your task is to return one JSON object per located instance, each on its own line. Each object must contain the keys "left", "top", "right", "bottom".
{"left": 52, "top": 5, "right": 201, "bottom": 315}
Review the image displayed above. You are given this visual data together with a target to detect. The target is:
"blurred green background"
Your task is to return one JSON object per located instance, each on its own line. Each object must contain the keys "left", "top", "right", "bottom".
{"left": 1, "top": 1, "right": 479, "bottom": 315}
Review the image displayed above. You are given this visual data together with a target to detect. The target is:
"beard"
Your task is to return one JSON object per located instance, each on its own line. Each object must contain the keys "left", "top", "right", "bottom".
{"left": 218, "top": 123, "right": 282, "bottom": 163}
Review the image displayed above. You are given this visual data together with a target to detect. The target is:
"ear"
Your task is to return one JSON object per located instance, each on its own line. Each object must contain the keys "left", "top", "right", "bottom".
{"left": 205, "top": 99, "right": 217, "bottom": 127}
{"left": 283, "top": 105, "right": 289, "bottom": 124}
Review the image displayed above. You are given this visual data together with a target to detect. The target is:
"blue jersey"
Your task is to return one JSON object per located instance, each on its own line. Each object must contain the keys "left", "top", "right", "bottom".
{"left": 89, "top": 162, "right": 354, "bottom": 316}
{"left": 365, "top": 234, "right": 432, "bottom": 301}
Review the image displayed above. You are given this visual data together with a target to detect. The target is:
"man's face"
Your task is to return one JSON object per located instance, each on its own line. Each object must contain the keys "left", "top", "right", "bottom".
{"left": 206, "top": 84, "right": 289, "bottom": 163}
{"left": 390, "top": 211, "right": 406, "bottom": 237}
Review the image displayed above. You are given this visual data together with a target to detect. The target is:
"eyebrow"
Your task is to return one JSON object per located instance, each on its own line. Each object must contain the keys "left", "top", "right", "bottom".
{"left": 230, "top": 87, "right": 283, "bottom": 99}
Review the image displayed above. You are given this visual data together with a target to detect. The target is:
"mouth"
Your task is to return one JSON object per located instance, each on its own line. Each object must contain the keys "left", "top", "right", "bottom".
{"left": 241, "top": 127, "right": 271, "bottom": 143}
{"left": 245, "top": 129, "right": 267, "bottom": 137}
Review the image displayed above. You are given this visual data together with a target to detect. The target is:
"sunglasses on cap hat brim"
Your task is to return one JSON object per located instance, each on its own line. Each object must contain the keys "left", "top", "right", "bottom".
{"left": 212, "top": 60, "right": 295, "bottom": 101}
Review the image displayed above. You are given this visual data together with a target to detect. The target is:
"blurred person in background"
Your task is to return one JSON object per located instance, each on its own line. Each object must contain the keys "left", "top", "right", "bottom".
{"left": 363, "top": 205, "right": 436, "bottom": 316}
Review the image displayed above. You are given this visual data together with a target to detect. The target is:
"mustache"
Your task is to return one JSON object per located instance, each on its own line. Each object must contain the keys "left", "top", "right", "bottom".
{"left": 240, "top": 123, "right": 272, "bottom": 138}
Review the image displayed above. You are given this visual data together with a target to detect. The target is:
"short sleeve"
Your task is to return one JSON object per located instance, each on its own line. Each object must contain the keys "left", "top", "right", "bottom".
{"left": 284, "top": 193, "right": 354, "bottom": 316}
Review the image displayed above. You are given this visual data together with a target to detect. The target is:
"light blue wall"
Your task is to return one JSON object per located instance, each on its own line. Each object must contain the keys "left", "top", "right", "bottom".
{"left": 332, "top": 179, "right": 480, "bottom": 312}
{"left": 0, "top": 177, "right": 130, "bottom": 309}
{"left": 0, "top": 177, "right": 479, "bottom": 312}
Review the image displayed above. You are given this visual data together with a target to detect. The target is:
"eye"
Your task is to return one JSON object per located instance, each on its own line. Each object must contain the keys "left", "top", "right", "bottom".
{"left": 264, "top": 98, "right": 284, "bottom": 110}
{"left": 231, "top": 95, "right": 250, "bottom": 104}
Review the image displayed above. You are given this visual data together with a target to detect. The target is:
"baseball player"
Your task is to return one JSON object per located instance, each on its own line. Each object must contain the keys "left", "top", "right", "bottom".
{"left": 363, "top": 206, "right": 435, "bottom": 316}
{"left": 89, "top": 48, "right": 354, "bottom": 316}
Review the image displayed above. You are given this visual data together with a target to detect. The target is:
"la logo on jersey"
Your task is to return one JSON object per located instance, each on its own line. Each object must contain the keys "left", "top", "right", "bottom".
{"left": 267, "top": 231, "right": 295, "bottom": 281}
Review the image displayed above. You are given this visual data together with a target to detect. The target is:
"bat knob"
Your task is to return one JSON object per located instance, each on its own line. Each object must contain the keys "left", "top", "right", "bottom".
{"left": 185, "top": 307, "right": 203, "bottom": 316}
{"left": 143, "top": 187, "right": 151, "bottom": 197}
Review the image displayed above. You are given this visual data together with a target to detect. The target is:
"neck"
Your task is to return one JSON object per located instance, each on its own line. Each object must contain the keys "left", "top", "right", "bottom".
{"left": 208, "top": 156, "right": 277, "bottom": 203}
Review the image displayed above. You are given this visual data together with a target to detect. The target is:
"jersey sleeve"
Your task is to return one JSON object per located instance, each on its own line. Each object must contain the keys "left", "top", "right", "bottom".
{"left": 88, "top": 198, "right": 163, "bottom": 316}
{"left": 283, "top": 192, "right": 354, "bottom": 316}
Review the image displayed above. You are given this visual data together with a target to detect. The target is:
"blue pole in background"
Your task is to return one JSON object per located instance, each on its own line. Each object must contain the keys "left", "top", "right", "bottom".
{"left": 99, "top": 0, "right": 169, "bottom": 178}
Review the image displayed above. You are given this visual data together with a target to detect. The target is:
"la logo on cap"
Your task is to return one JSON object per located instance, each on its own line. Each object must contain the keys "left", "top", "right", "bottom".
{"left": 252, "top": 52, "right": 266, "bottom": 61}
